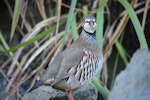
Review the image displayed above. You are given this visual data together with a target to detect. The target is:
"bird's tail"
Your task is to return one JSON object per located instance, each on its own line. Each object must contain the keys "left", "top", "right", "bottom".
{"left": 26, "top": 80, "right": 44, "bottom": 93}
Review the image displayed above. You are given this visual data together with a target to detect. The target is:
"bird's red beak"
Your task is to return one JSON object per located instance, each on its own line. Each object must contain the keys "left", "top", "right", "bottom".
{"left": 89, "top": 21, "right": 94, "bottom": 26}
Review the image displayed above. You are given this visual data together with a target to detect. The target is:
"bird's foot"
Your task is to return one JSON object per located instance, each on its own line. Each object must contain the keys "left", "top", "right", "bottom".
{"left": 68, "top": 90, "right": 74, "bottom": 100}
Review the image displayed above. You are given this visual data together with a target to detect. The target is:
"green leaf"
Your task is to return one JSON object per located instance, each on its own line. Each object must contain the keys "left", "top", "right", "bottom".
{"left": 95, "top": 0, "right": 108, "bottom": 79}
{"left": 0, "top": 20, "right": 66, "bottom": 56}
{"left": 92, "top": 77, "right": 109, "bottom": 100}
{"left": 83, "top": 5, "right": 88, "bottom": 18}
{"left": 71, "top": 13, "right": 79, "bottom": 41}
{"left": 118, "top": 0, "right": 149, "bottom": 50}
{"left": 110, "top": 53, "right": 119, "bottom": 90}
{"left": 0, "top": 32, "right": 12, "bottom": 56}
{"left": 115, "top": 40, "right": 128, "bottom": 66}
{"left": 61, "top": 0, "right": 77, "bottom": 50}
{"left": 10, "top": 0, "right": 22, "bottom": 41}
{"left": 96, "top": 0, "right": 108, "bottom": 50}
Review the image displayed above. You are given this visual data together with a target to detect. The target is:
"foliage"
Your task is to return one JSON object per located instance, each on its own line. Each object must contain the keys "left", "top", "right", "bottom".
{"left": 0, "top": 0, "right": 149, "bottom": 99}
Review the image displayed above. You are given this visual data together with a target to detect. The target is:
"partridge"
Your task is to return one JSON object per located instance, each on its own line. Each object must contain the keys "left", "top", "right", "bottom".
{"left": 26, "top": 15, "right": 103, "bottom": 100}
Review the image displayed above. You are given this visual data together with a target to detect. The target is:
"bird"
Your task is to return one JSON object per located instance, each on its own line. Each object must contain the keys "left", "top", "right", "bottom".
{"left": 26, "top": 15, "right": 103, "bottom": 100}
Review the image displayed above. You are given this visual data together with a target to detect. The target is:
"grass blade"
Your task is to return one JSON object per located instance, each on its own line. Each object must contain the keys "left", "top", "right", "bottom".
{"left": 0, "top": 20, "right": 66, "bottom": 56}
{"left": 94, "top": 0, "right": 108, "bottom": 79}
{"left": 118, "top": 0, "right": 149, "bottom": 50}
{"left": 83, "top": 5, "right": 88, "bottom": 18}
{"left": 0, "top": 32, "right": 12, "bottom": 56}
{"left": 71, "top": 13, "right": 79, "bottom": 41}
{"left": 92, "top": 77, "right": 109, "bottom": 100}
{"left": 61, "top": 0, "right": 77, "bottom": 50}
{"left": 10, "top": 0, "right": 22, "bottom": 41}
{"left": 115, "top": 40, "right": 128, "bottom": 66}
{"left": 110, "top": 53, "right": 119, "bottom": 90}
{"left": 96, "top": 0, "right": 108, "bottom": 50}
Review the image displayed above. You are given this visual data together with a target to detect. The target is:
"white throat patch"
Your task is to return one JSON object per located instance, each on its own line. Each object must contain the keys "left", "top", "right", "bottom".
{"left": 83, "top": 22, "right": 97, "bottom": 33}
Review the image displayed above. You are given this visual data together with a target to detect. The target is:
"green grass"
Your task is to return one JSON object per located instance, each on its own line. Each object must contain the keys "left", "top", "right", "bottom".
{"left": 10, "top": 0, "right": 22, "bottom": 41}
{"left": 118, "top": 0, "right": 149, "bottom": 50}
{"left": 61, "top": 0, "right": 77, "bottom": 50}
{"left": 0, "top": 19, "right": 66, "bottom": 56}
{"left": 1, "top": 0, "right": 149, "bottom": 99}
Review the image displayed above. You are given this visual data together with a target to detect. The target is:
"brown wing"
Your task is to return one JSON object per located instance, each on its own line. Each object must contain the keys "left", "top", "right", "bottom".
{"left": 66, "top": 49, "right": 103, "bottom": 86}
{"left": 43, "top": 46, "right": 84, "bottom": 84}
{"left": 42, "top": 47, "right": 103, "bottom": 91}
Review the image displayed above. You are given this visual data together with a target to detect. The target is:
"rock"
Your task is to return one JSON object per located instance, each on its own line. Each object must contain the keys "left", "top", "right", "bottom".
{"left": 23, "top": 81, "right": 97, "bottom": 100}
{"left": 108, "top": 50, "right": 150, "bottom": 100}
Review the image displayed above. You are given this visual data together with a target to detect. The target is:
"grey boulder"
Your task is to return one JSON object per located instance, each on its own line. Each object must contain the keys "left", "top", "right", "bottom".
{"left": 23, "top": 81, "right": 97, "bottom": 100}
{"left": 109, "top": 50, "right": 150, "bottom": 100}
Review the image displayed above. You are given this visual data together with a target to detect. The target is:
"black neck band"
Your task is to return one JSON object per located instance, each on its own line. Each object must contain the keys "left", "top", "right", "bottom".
{"left": 83, "top": 29, "right": 96, "bottom": 38}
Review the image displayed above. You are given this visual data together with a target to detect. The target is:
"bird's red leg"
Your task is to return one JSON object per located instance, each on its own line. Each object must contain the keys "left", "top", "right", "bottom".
{"left": 68, "top": 90, "right": 74, "bottom": 100}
